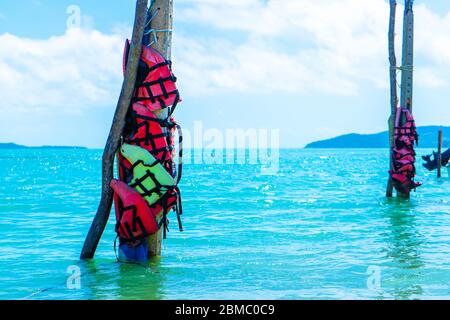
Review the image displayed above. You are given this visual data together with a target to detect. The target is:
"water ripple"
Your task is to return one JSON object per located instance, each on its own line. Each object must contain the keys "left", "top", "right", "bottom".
{"left": 0, "top": 148, "right": 449, "bottom": 299}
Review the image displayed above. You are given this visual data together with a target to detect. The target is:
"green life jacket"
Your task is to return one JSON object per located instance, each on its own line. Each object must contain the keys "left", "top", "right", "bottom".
{"left": 120, "top": 143, "right": 176, "bottom": 206}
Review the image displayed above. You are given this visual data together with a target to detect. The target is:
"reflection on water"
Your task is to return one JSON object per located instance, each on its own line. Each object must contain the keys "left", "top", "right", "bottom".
{"left": 79, "top": 258, "right": 165, "bottom": 300}
{"left": 382, "top": 198, "right": 424, "bottom": 299}
{"left": 115, "top": 258, "right": 165, "bottom": 300}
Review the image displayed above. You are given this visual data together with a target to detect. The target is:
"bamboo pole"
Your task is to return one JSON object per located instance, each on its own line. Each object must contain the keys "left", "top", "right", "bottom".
{"left": 438, "top": 129, "right": 443, "bottom": 178}
{"left": 397, "top": 0, "right": 414, "bottom": 198}
{"left": 145, "top": 0, "right": 174, "bottom": 257}
{"left": 386, "top": 0, "right": 398, "bottom": 198}
{"left": 80, "top": 0, "right": 149, "bottom": 259}
{"left": 400, "top": 0, "right": 414, "bottom": 112}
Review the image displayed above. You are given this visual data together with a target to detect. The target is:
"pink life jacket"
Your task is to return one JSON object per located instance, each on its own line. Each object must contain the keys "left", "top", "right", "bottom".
{"left": 390, "top": 107, "right": 421, "bottom": 193}
{"left": 125, "top": 102, "right": 176, "bottom": 163}
{"left": 120, "top": 102, "right": 183, "bottom": 184}
{"left": 116, "top": 40, "right": 184, "bottom": 242}
{"left": 123, "top": 40, "right": 181, "bottom": 114}
{"left": 393, "top": 108, "right": 418, "bottom": 148}
{"left": 393, "top": 148, "right": 415, "bottom": 157}
{"left": 111, "top": 179, "right": 159, "bottom": 241}
{"left": 111, "top": 179, "right": 182, "bottom": 241}
{"left": 395, "top": 155, "right": 415, "bottom": 165}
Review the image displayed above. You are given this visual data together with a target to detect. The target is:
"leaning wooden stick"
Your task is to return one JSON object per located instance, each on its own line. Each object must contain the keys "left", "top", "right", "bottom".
{"left": 80, "top": 0, "right": 149, "bottom": 259}
{"left": 386, "top": 0, "right": 397, "bottom": 198}
{"left": 145, "top": 0, "right": 174, "bottom": 257}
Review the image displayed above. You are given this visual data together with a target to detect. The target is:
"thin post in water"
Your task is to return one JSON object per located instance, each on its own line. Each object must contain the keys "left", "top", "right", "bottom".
{"left": 143, "top": 0, "right": 174, "bottom": 258}
{"left": 397, "top": 0, "right": 414, "bottom": 198}
{"left": 80, "top": 0, "right": 149, "bottom": 260}
{"left": 386, "top": 0, "right": 398, "bottom": 198}
{"left": 438, "top": 129, "right": 443, "bottom": 178}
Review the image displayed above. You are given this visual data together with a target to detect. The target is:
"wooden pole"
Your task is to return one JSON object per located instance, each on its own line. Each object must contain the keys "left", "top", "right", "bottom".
{"left": 80, "top": 0, "right": 149, "bottom": 259}
{"left": 386, "top": 0, "right": 398, "bottom": 198}
{"left": 145, "top": 0, "right": 174, "bottom": 258}
{"left": 397, "top": 0, "right": 414, "bottom": 198}
{"left": 438, "top": 129, "right": 443, "bottom": 178}
{"left": 400, "top": 0, "right": 414, "bottom": 112}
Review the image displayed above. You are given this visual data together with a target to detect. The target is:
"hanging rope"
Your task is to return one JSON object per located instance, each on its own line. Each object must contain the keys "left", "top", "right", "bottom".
{"left": 143, "top": 0, "right": 173, "bottom": 47}
{"left": 391, "top": 65, "right": 413, "bottom": 91}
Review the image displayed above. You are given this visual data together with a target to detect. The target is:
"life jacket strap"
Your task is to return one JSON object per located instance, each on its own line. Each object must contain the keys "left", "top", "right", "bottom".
{"left": 135, "top": 78, "right": 177, "bottom": 101}
{"left": 146, "top": 61, "right": 171, "bottom": 74}
{"left": 130, "top": 168, "right": 165, "bottom": 199}
{"left": 173, "top": 186, "right": 183, "bottom": 231}
{"left": 168, "top": 92, "right": 180, "bottom": 117}
{"left": 174, "top": 123, "right": 183, "bottom": 184}
{"left": 151, "top": 188, "right": 183, "bottom": 239}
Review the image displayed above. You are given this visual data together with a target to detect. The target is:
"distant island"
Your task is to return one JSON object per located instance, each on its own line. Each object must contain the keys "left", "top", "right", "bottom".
{"left": 305, "top": 126, "right": 450, "bottom": 148}
{"left": 0, "top": 143, "right": 87, "bottom": 149}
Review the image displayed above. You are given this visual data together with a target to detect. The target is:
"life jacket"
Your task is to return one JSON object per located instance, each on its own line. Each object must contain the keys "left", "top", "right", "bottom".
{"left": 122, "top": 102, "right": 183, "bottom": 181}
{"left": 152, "top": 189, "right": 183, "bottom": 239}
{"left": 123, "top": 40, "right": 181, "bottom": 114}
{"left": 393, "top": 147, "right": 415, "bottom": 157}
{"left": 394, "top": 154, "right": 415, "bottom": 165}
{"left": 393, "top": 108, "right": 418, "bottom": 148}
{"left": 111, "top": 179, "right": 182, "bottom": 242}
{"left": 125, "top": 102, "right": 172, "bottom": 161}
{"left": 390, "top": 172, "right": 418, "bottom": 194}
{"left": 111, "top": 179, "right": 159, "bottom": 241}
{"left": 390, "top": 107, "right": 421, "bottom": 193}
{"left": 118, "top": 153, "right": 133, "bottom": 185}
{"left": 120, "top": 143, "right": 177, "bottom": 206}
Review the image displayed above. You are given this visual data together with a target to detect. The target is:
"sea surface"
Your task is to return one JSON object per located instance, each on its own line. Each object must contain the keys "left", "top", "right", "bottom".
{"left": 0, "top": 148, "right": 449, "bottom": 300}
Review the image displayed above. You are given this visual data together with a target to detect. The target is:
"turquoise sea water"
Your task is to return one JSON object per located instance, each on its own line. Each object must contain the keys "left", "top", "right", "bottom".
{"left": 0, "top": 148, "right": 449, "bottom": 300}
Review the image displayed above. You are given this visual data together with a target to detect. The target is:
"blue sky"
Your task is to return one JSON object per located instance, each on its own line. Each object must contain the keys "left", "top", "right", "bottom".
{"left": 1, "top": 0, "right": 450, "bottom": 148}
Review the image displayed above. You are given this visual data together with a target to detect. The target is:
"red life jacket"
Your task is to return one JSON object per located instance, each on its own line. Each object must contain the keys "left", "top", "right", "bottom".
{"left": 393, "top": 107, "right": 418, "bottom": 148}
{"left": 125, "top": 102, "right": 174, "bottom": 163}
{"left": 123, "top": 40, "right": 181, "bottom": 114}
{"left": 157, "top": 189, "right": 183, "bottom": 239}
{"left": 393, "top": 148, "right": 415, "bottom": 157}
{"left": 116, "top": 40, "right": 184, "bottom": 244}
{"left": 390, "top": 107, "right": 421, "bottom": 192}
{"left": 395, "top": 154, "right": 415, "bottom": 165}
{"left": 111, "top": 179, "right": 183, "bottom": 241}
{"left": 117, "top": 153, "right": 133, "bottom": 185}
{"left": 111, "top": 179, "right": 159, "bottom": 241}
{"left": 116, "top": 105, "right": 184, "bottom": 238}
{"left": 120, "top": 102, "right": 183, "bottom": 184}
{"left": 390, "top": 173, "right": 417, "bottom": 194}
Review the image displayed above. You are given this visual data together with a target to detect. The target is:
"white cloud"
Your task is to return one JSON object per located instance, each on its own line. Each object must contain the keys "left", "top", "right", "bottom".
{"left": 174, "top": 0, "right": 450, "bottom": 96}
{"left": 415, "top": 67, "right": 447, "bottom": 88}
{"left": 414, "top": 4, "right": 450, "bottom": 76}
{"left": 0, "top": 28, "right": 125, "bottom": 114}
{"left": 0, "top": 0, "right": 449, "bottom": 119}
{"left": 173, "top": 35, "right": 359, "bottom": 96}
